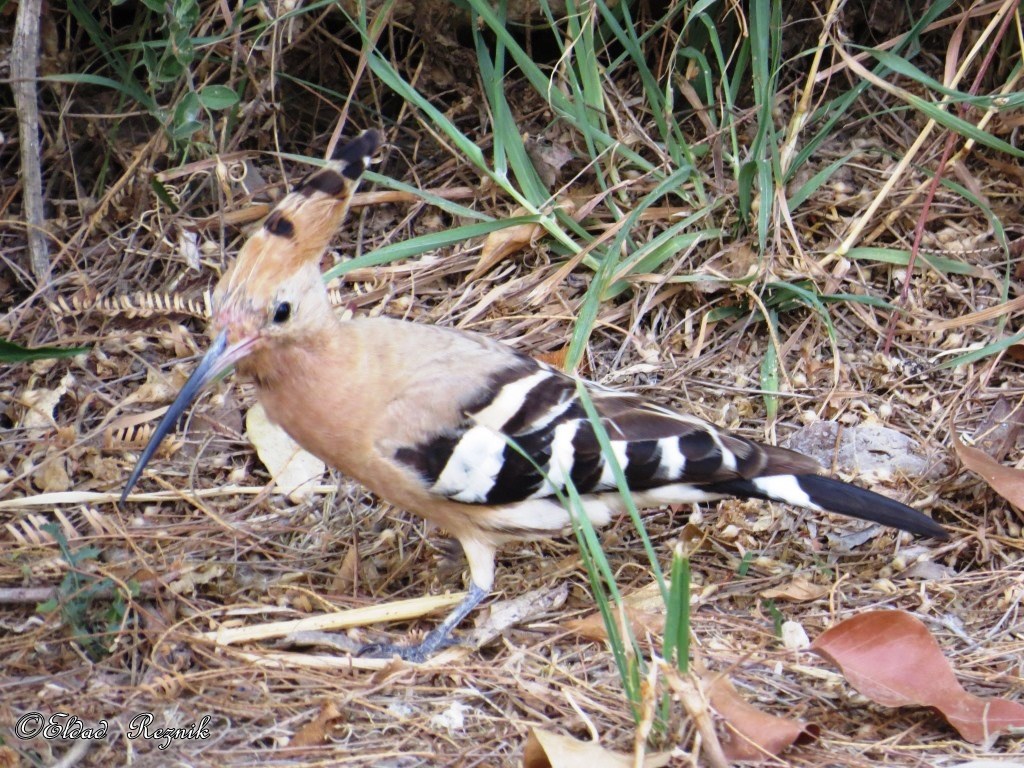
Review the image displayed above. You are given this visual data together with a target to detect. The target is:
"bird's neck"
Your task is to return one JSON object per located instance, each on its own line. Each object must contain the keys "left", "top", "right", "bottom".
{"left": 241, "top": 318, "right": 379, "bottom": 476}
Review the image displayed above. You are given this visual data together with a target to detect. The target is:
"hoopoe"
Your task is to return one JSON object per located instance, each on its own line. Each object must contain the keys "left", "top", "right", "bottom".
{"left": 122, "top": 129, "right": 948, "bottom": 662}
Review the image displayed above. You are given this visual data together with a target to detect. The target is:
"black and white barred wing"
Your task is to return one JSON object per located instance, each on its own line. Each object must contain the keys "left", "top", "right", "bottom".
{"left": 391, "top": 352, "right": 947, "bottom": 539}
{"left": 393, "top": 356, "right": 819, "bottom": 507}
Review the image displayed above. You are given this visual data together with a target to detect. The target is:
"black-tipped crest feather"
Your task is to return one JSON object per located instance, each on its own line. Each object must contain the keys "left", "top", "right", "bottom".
{"left": 334, "top": 129, "right": 380, "bottom": 178}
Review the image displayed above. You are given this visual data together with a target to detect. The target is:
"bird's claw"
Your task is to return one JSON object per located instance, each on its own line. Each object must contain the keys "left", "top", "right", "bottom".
{"left": 356, "top": 635, "right": 458, "bottom": 663}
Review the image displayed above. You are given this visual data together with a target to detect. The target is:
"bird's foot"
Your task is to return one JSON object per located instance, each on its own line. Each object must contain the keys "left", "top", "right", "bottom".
{"left": 355, "top": 583, "right": 488, "bottom": 662}
{"left": 356, "top": 629, "right": 459, "bottom": 663}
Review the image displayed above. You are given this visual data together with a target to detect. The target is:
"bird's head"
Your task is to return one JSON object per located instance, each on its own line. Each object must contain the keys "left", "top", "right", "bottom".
{"left": 120, "top": 130, "right": 380, "bottom": 504}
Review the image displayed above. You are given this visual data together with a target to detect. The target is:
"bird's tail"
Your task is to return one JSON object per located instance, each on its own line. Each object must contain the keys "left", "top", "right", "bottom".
{"left": 707, "top": 474, "right": 948, "bottom": 539}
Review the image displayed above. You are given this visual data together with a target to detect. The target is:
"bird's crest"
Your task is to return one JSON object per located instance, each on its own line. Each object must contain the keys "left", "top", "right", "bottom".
{"left": 216, "top": 130, "right": 380, "bottom": 308}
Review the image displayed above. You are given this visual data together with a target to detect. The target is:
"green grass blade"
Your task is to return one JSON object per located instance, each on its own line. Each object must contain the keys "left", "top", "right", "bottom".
{"left": 323, "top": 216, "right": 542, "bottom": 280}
{"left": 760, "top": 309, "right": 780, "bottom": 422}
{"left": 845, "top": 247, "right": 978, "bottom": 276}
{"left": 937, "top": 328, "right": 1024, "bottom": 369}
{"left": 663, "top": 545, "right": 690, "bottom": 672}
{"left": 1, "top": 340, "right": 91, "bottom": 362}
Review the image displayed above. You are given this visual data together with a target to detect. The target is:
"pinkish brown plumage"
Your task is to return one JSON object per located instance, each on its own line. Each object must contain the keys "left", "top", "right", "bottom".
{"left": 122, "top": 130, "right": 946, "bottom": 662}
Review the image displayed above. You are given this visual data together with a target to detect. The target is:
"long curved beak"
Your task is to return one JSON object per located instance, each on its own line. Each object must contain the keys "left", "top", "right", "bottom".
{"left": 120, "top": 329, "right": 252, "bottom": 505}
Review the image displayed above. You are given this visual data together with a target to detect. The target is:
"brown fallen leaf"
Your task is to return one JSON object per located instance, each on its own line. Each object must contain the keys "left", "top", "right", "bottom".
{"left": 535, "top": 346, "right": 569, "bottom": 370}
{"left": 564, "top": 607, "right": 665, "bottom": 642}
{"left": 526, "top": 137, "right": 575, "bottom": 189}
{"left": 563, "top": 581, "right": 673, "bottom": 641}
{"left": 523, "top": 729, "right": 671, "bottom": 768}
{"left": 811, "top": 610, "right": 1024, "bottom": 744}
{"left": 706, "top": 674, "right": 819, "bottom": 762}
{"left": 18, "top": 372, "right": 74, "bottom": 430}
{"left": 970, "top": 397, "right": 1024, "bottom": 463}
{"left": 290, "top": 700, "right": 343, "bottom": 747}
{"left": 468, "top": 200, "right": 576, "bottom": 281}
{"left": 952, "top": 428, "right": 1024, "bottom": 513}
{"left": 760, "top": 576, "right": 829, "bottom": 603}
{"left": 330, "top": 541, "right": 361, "bottom": 592}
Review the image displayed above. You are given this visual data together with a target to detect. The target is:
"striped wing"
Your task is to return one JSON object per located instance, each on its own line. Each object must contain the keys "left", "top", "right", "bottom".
{"left": 393, "top": 355, "right": 820, "bottom": 506}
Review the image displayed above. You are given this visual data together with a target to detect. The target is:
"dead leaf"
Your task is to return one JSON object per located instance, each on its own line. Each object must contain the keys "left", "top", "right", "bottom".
{"left": 970, "top": 397, "right": 1024, "bottom": 463}
{"left": 290, "top": 700, "right": 343, "bottom": 748}
{"left": 523, "top": 729, "right": 671, "bottom": 768}
{"left": 564, "top": 607, "right": 665, "bottom": 642}
{"left": 760, "top": 576, "right": 829, "bottom": 603}
{"left": 246, "top": 403, "right": 326, "bottom": 503}
{"left": 811, "top": 610, "right": 1024, "bottom": 744}
{"left": 535, "top": 346, "right": 569, "bottom": 369}
{"left": 468, "top": 200, "right": 576, "bottom": 281}
{"left": 18, "top": 372, "right": 74, "bottom": 430}
{"left": 34, "top": 458, "right": 70, "bottom": 493}
{"left": 953, "top": 429, "right": 1024, "bottom": 513}
{"left": 330, "top": 542, "right": 361, "bottom": 592}
{"left": 564, "top": 581, "right": 673, "bottom": 641}
{"left": 469, "top": 211, "right": 543, "bottom": 281}
{"left": 706, "top": 674, "right": 818, "bottom": 762}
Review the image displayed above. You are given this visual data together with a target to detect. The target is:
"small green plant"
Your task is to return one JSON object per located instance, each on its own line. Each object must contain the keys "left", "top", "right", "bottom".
{"left": 53, "top": 0, "right": 240, "bottom": 159}
{"left": 761, "top": 598, "right": 785, "bottom": 638}
{"left": 37, "top": 524, "right": 137, "bottom": 661}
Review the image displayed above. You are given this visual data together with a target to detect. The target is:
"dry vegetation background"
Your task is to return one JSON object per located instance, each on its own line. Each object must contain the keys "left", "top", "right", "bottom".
{"left": 1, "top": 0, "right": 1023, "bottom": 765}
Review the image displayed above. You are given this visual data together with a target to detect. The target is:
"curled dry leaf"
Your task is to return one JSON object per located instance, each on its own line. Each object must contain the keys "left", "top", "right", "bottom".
{"left": 564, "top": 607, "right": 664, "bottom": 643}
{"left": 760, "top": 576, "right": 829, "bottom": 603}
{"left": 468, "top": 200, "right": 576, "bottom": 281}
{"left": 563, "top": 581, "right": 672, "bottom": 641}
{"left": 123, "top": 365, "right": 190, "bottom": 407}
{"left": 289, "top": 700, "right": 343, "bottom": 748}
{"left": 534, "top": 346, "right": 569, "bottom": 370}
{"left": 706, "top": 674, "right": 818, "bottom": 762}
{"left": 952, "top": 430, "right": 1024, "bottom": 513}
{"left": 811, "top": 610, "right": 1024, "bottom": 744}
{"left": 18, "top": 372, "right": 74, "bottom": 430}
{"left": 523, "top": 729, "right": 671, "bottom": 768}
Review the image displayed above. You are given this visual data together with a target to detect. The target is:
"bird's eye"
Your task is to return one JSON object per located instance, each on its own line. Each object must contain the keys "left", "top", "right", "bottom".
{"left": 272, "top": 301, "right": 292, "bottom": 324}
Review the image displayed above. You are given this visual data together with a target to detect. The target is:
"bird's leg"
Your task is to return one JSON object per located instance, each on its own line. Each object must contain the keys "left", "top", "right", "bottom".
{"left": 358, "top": 582, "right": 489, "bottom": 663}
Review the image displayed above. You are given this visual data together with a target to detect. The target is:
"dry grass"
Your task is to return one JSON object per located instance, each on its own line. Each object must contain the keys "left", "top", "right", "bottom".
{"left": 1, "top": 2, "right": 1023, "bottom": 766}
